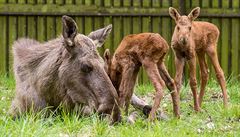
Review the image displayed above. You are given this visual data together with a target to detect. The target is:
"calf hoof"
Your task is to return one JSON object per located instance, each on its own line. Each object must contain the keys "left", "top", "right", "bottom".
{"left": 149, "top": 111, "right": 169, "bottom": 121}
{"left": 148, "top": 111, "right": 157, "bottom": 122}
{"left": 156, "top": 111, "right": 169, "bottom": 121}
{"left": 194, "top": 106, "right": 201, "bottom": 112}
{"left": 190, "top": 104, "right": 201, "bottom": 112}
{"left": 143, "top": 105, "right": 169, "bottom": 121}
{"left": 110, "top": 113, "right": 122, "bottom": 125}
{"left": 143, "top": 105, "right": 152, "bottom": 116}
{"left": 127, "top": 111, "right": 139, "bottom": 124}
{"left": 223, "top": 101, "right": 228, "bottom": 109}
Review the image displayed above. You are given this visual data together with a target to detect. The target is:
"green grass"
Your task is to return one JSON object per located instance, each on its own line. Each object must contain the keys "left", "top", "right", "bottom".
{"left": 0, "top": 74, "right": 239, "bottom": 137}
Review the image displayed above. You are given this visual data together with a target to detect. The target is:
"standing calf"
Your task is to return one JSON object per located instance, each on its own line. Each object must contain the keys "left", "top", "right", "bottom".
{"left": 103, "top": 33, "right": 180, "bottom": 120}
{"left": 169, "top": 7, "right": 228, "bottom": 111}
{"left": 9, "top": 16, "right": 121, "bottom": 123}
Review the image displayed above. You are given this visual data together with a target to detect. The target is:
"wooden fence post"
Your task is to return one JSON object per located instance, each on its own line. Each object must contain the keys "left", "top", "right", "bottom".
{"left": 179, "top": 0, "right": 186, "bottom": 15}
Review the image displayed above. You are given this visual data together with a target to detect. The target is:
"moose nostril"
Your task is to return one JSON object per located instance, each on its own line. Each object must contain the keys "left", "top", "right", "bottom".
{"left": 184, "top": 38, "right": 188, "bottom": 44}
{"left": 180, "top": 38, "right": 184, "bottom": 43}
{"left": 184, "top": 38, "right": 188, "bottom": 42}
{"left": 180, "top": 37, "right": 187, "bottom": 45}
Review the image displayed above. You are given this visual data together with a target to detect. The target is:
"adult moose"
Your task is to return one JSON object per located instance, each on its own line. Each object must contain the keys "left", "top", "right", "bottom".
{"left": 9, "top": 15, "right": 121, "bottom": 123}
{"left": 169, "top": 7, "right": 228, "bottom": 111}
{"left": 103, "top": 33, "right": 180, "bottom": 121}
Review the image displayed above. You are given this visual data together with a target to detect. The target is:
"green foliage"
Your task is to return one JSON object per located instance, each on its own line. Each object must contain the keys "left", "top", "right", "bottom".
{"left": 0, "top": 75, "right": 239, "bottom": 137}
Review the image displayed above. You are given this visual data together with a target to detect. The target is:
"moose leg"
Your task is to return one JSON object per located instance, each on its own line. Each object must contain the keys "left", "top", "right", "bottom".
{"left": 197, "top": 51, "right": 209, "bottom": 107}
{"left": 158, "top": 61, "right": 180, "bottom": 118}
{"left": 187, "top": 57, "right": 200, "bottom": 112}
{"left": 118, "top": 63, "right": 139, "bottom": 114}
{"left": 143, "top": 59, "right": 164, "bottom": 121}
{"left": 174, "top": 57, "right": 185, "bottom": 93}
{"left": 9, "top": 89, "right": 46, "bottom": 119}
{"left": 9, "top": 97, "right": 26, "bottom": 119}
{"left": 206, "top": 46, "right": 228, "bottom": 108}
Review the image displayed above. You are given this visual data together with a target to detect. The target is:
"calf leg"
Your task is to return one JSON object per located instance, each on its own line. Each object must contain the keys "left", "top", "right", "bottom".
{"left": 158, "top": 61, "right": 180, "bottom": 118}
{"left": 187, "top": 57, "right": 200, "bottom": 112}
{"left": 130, "top": 94, "right": 152, "bottom": 116}
{"left": 197, "top": 51, "right": 209, "bottom": 107}
{"left": 143, "top": 59, "right": 164, "bottom": 121}
{"left": 206, "top": 46, "right": 228, "bottom": 108}
{"left": 158, "top": 62, "right": 174, "bottom": 90}
{"left": 174, "top": 57, "right": 185, "bottom": 93}
{"left": 118, "top": 63, "right": 139, "bottom": 114}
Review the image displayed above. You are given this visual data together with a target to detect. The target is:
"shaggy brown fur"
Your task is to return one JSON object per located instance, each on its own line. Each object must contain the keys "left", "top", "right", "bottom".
{"left": 169, "top": 7, "right": 228, "bottom": 111}
{"left": 103, "top": 33, "right": 180, "bottom": 121}
{"left": 9, "top": 16, "right": 121, "bottom": 123}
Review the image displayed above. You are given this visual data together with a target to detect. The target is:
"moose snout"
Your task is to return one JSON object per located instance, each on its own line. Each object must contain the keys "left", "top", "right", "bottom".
{"left": 179, "top": 37, "right": 188, "bottom": 45}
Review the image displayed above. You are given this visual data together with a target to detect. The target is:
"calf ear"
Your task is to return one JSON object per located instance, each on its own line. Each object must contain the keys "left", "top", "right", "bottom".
{"left": 169, "top": 7, "right": 180, "bottom": 22}
{"left": 88, "top": 24, "right": 112, "bottom": 48}
{"left": 188, "top": 7, "right": 200, "bottom": 21}
{"left": 103, "top": 49, "right": 111, "bottom": 62}
{"left": 103, "top": 49, "right": 111, "bottom": 74}
{"left": 62, "top": 15, "right": 78, "bottom": 47}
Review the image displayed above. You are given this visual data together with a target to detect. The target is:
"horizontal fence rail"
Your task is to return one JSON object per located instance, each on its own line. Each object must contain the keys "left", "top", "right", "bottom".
{"left": 0, "top": 0, "right": 240, "bottom": 84}
{"left": 1, "top": 4, "right": 171, "bottom": 16}
{"left": 1, "top": 4, "right": 240, "bottom": 17}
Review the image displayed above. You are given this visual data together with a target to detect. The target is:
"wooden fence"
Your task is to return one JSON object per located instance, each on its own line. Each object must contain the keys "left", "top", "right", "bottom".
{"left": 0, "top": 0, "right": 240, "bottom": 83}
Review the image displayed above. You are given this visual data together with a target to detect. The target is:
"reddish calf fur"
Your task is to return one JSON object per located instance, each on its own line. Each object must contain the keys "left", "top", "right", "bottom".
{"left": 169, "top": 7, "right": 228, "bottom": 111}
{"left": 104, "top": 33, "right": 180, "bottom": 120}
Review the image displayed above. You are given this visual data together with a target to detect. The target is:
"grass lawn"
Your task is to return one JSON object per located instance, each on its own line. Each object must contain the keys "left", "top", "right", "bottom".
{"left": 0, "top": 75, "right": 239, "bottom": 137}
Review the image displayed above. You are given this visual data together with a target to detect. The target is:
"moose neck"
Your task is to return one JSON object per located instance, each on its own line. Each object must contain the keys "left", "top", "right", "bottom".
{"left": 29, "top": 37, "right": 69, "bottom": 105}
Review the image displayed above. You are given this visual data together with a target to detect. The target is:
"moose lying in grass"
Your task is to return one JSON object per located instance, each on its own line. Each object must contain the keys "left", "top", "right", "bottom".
{"left": 103, "top": 33, "right": 180, "bottom": 121}
{"left": 9, "top": 15, "right": 121, "bottom": 123}
{"left": 169, "top": 7, "right": 228, "bottom": 111}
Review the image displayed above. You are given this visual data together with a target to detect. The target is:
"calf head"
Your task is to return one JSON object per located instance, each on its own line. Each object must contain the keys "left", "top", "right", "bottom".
{"left": 169, "top": 7, "right": 200, "bottom": 46}
{"left": 103, "top": 49, "right": 112, "bottom": 75}
{"left": 103, "top": 49, "right": 122, "bottom": 92}
{"left": 60, "top": 16, "right": 120, "bottom": 123}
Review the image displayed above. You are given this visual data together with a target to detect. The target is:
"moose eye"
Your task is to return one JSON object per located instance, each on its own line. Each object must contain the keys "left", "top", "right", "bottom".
{"left": 81, "top": 63, "right": 93, "bottom": 73}
{"left": 189, "top": 27, "right": 192, "bottom": 31}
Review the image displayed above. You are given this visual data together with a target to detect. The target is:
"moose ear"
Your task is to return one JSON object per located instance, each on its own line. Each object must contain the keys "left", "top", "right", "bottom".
{"left": 188, "top": 7, "right": 200, "bottom": 21}
{"left": 88, "top": 24, "right": 112, "bottom": 48}
{"left": 169, "top": 7, "right": 180, "bottom": 22}
{"left": 62, "top": 15, "right": 78, "bottom": 47}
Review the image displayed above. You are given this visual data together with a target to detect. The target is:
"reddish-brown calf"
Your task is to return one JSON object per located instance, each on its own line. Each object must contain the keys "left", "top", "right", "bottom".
{"left": 169, "top": 7, "right": 228, "bottom": 111}
{"left": 104, "top": 33, "right": 180, "bottom": 120}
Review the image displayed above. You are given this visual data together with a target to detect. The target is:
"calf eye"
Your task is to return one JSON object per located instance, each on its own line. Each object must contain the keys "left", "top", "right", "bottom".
{"left": 81, "top": 63, "right": 93, "bottom": 73}
{"left": 177, "top": 26, "right": 180, "bottom": 31}
{"left": 189, "top": 27, "right": 192, "bottom": 31}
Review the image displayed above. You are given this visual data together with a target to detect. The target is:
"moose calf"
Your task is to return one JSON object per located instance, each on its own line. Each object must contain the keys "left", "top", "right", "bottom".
{"left": 103, "top": 33, "right": 180, "bottom": 120}
{"left": 169, "top": 7, "right": 228, "bottom": 111}
{"left": 9, "top": 16, "right": 121, "bottom": 123}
